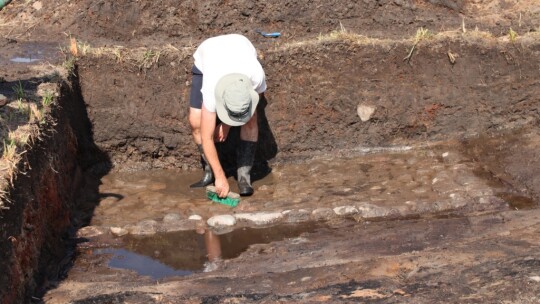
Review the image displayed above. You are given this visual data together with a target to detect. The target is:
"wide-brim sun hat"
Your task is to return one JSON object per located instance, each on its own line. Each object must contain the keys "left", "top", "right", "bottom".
{"left": 215, "top": 73, "right": 259, "bottom": 127}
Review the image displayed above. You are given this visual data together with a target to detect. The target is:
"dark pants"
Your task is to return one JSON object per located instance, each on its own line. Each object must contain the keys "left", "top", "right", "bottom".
{"left": 189, "top": 65, "right": 203, "bottom": 109}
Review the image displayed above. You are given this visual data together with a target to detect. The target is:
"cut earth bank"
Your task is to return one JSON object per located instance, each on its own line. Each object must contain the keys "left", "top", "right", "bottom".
{"left": 0, "top": 0, "right": 540, "bottom": 303}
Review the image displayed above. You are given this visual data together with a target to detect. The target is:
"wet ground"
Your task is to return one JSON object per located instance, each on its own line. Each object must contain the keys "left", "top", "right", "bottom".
{"left": 42, "top": 131, "right": 540, "bottom": 303}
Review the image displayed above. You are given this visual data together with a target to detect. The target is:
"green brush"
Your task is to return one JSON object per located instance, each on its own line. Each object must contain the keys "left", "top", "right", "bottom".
{"left": 206, "top": 186, "right": 240, "bottom": 207}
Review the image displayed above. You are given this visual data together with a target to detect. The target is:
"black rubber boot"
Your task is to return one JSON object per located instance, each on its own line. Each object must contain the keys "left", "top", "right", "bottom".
{"left": 190, "top": 144, "right": 214, "bottom": 188}
{"left": 237, "top": 140, "right": 257, "bottom": 196}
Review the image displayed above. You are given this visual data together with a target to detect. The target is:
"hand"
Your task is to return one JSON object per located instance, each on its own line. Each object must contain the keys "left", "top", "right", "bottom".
{"left": 213, "top": 123, "right": 230, "bottom": 142}
{"left": 214, "top": 175, "right": 230, "bottom": 198}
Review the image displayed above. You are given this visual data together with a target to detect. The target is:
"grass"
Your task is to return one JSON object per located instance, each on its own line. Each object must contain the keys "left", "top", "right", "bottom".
{"left": 62, "top": 56, "right": 76, "bottom": 75}
{"left": 2, "top": 138, "right": 17, "bottom": 161}
{"left": 12, "top": 81, "right": 25, "bottom": 100}
{"left": 1, "top": 136, "right": 20, "bottom": 184}
{"left": 508, "top": 28, "right": 518, "bottom": 42}
{"left": 42, "top": 91, "right": 54, "bottom": 107}
{"left": 403, "top": 27, "right": 432, "bottom": 63}
{"left": 0, "top": 81, "right": 57, "bottom": 192}
{"left": 139, "top": 49, "right": 161, "bottom": 70}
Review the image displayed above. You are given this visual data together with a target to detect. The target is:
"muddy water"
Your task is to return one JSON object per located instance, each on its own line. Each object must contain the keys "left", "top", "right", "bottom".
{"left": 90, "top": 222, "right": 324, "bottom": 280}
{"left": 0, "top": 41, "right": 61, "bottom": 66}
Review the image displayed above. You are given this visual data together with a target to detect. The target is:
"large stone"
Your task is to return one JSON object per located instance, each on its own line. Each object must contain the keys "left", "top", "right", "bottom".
{"left": 159, "top": 219, "right": 195, "bottom": 232}
{"left": 163, "top": 213, "right": 182, "bottom": 222}
{"left": 234, "top": 212, "right": 283, "bottom": 226}
{"left": 357, "top": 104, "right": 376, "bottom": 122}
{"left": 333, "top": 206, "right": 358, "bottom": 216}
{"left": 207, "top": 215, "right": 236, "bottom": 228}
{"left": 357, "top": 203, "right": 390, "bottom": 218}
{"left": 188, "top": 214, "right": 203, "bottom": 221}
{"left": 0, "top": 94, "right": 7, "bottom": 107}
{"left": 110, "top": 227, "right": 128, "bottom": 237}
{"left": 129, "top": 219, "right": 158, "bottom": 236}
{"left": 311, "top": 208, "right": 336, "bottom": 220}
{"left": 77, "top": 226, "right": 107, "bottom": 238}
{"left": 282, "top": 209, "right": 311, "bottom": 223}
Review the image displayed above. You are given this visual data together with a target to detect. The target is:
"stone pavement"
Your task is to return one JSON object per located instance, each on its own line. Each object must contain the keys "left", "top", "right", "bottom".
{"left": 79, "top": 141, "right": 516, "bottom": 237}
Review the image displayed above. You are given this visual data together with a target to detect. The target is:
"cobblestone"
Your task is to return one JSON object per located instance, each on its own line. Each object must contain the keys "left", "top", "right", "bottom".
{"left": 88, "top": 144, "right": 516, "bottom": 230}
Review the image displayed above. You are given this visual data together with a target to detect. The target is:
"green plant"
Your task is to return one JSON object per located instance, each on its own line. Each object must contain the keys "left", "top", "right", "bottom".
{"left": 2, "top": 138, "right": 17, "bottom": 161}
{"left": 29, "top": 103, "right": 43, "bottom": 124}
{"left": 508, "top": 28, "right": 518, "bottom": 42}
{"left": 414, "top": 27, "right": 431, "bottom": 42}
{"left": 42, "top": 91, "right": 54, "bottom": 107}
{"left": 16, "top": 99, "right": 26, "bottom": 114}
{"left": 140, "top": 49, "right": 160, "bottom": 69}
{"left": 78, "top": 40, "right": 91, "bottom": 56}
{"left": 404, "top": 27, "right": 432, "bottom": 64}
{"left": 63, "top": 56, "right": 77, "bottom": 75}
{"left": 12, "top": 81, "right": 24, "bottom": 100}
{"left": 17, "top": 99, "right": 30, "bottom": 115}
{"left": 143, "top": 49, "right": 156, "bottom": 61}
{"left": 112, "top": 47, "right": 123, "bottom": 62}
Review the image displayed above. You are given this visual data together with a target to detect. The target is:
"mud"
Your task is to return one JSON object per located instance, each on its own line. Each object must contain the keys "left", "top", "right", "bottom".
{"left": 46, "top": 132, "right": 540, "bottom": 303}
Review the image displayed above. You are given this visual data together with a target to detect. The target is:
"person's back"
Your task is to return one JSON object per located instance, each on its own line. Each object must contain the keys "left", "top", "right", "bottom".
{"left": 194, "top": 34, "right": 266, "bottom": 114}
{"left": 187, "top": 34, "right": 267, "bottom": 197}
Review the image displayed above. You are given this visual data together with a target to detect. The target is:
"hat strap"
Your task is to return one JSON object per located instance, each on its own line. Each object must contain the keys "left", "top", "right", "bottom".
{"left": 225, "top": 103, "right": 250, "bottom": 121}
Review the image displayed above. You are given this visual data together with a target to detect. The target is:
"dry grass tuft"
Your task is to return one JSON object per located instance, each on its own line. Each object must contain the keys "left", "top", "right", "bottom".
{"left": 0, "top": 81, "right": 57, "bottom": 203}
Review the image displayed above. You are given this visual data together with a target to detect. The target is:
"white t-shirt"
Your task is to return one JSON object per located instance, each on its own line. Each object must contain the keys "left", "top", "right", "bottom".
{"left": 193, "top": 34, "right": 267, "bottom": 112}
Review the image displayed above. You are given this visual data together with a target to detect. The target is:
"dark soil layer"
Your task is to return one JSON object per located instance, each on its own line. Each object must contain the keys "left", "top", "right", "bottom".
{"left": 76, "top": 36, "right": 540, "bottom": 172}
{"left": 0, "top": 71, "right": 105, "bottom": 304}
{"left": 2, "top": 0, "right": 538, "bottom": 43}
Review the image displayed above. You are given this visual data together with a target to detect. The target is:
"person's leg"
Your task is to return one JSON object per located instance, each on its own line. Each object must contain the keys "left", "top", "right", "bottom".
{"left": 237, "top": 112, "right": 258, "bottom": 196}
{"left": 189, "top": 66, "right": 214, "bottom": 188}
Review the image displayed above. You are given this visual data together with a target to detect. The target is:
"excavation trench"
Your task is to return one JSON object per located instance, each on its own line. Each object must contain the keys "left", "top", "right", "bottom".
{"left": 1, "top": 33, "right": 540, "bottom": 303}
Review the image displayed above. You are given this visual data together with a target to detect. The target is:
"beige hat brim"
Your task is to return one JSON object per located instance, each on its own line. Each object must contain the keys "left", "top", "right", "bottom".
{"left": 215, "top": 73, "right": 259, "bottom": 127}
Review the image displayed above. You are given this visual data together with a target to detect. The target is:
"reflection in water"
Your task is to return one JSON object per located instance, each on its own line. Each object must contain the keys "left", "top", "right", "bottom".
{"left": 94, "top": 222, "right": 324, "bottom": 279}
{"left": 202, "top": 229, "right": 222, "bottom": 272}
{"left": 95, "top": 248, "right": 192, "bottom": 279}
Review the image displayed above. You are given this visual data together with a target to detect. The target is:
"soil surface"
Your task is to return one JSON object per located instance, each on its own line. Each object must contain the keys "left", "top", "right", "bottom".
{"left": 1, "top": 0, "right": 540, "bottom": 303}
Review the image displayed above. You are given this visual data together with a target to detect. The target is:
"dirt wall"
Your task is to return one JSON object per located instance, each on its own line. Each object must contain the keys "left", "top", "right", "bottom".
{"left": 0, "top": 78, "right": 92, "bottom": 304}
{"left": 76, "top": 35, "right": 540, "bottom": 171}
{"left": 3, "top": 0, "right": 538, "bottom": 44}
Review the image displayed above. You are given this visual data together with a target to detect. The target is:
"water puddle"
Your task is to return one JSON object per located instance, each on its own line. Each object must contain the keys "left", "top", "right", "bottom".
{"left": 93, "top": 222, "right": 324, "bottom": 280}
{"left": 1, "top": 41, "right": 61, "bottom": 65}
{"left": 10, "top": 57, "right": 41, "bottom": 63}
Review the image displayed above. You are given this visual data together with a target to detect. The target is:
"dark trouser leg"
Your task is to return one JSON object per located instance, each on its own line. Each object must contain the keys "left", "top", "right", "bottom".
{"left": 237, "top": 140, "right": 257, "bottom": 196}
{"left": 190, "top": 144, "right": 214, "bottom": 188}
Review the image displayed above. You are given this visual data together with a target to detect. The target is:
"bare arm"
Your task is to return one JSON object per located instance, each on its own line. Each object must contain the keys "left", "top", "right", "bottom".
{"left": 200, "top": 106, "right": 229, "bottom": 197}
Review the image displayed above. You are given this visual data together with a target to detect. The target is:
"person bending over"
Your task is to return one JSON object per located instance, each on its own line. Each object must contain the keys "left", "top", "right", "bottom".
{"left": 188, "top": 34, "right": 266, "bottom": 198}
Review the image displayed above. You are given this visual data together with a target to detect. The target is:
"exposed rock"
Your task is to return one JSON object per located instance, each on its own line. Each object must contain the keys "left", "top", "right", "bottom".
{"left": 283, "top": 209, "right": 311, "bottom": 223}
{"left": 159, "top": 219, "right": 195, "bottom": 232}
{"left": 0, "top": 94, "right": 7, "bottom": 107}
{"left": 76, "top": 226, "right": 107, "bottom": 238}
{"left": 32, "top": 1, "right": 43, "bottom": 10}
{"left": 129, "top": 219, "right": 158, "bottom": 235}
{"left": 188, "top": 214, "right": 203, "bottom": 221}
{"left": 357, "top": 104, "right": 376, "bottom": 122}
{"left": 163, "top": 213, "right": 182, "bottom": 222}
{"left": 311, "top": 208, "right": 335, "bottom": 220}
{"left": 234, "top": 212, "right": 283, "bottom": 226}
{"left": 207, "top": 215, "right": 236, "bottom": 228}
{"left": 110, "top": 227, "right": 128, "bottom": 237}
{"left": 357, "top": 203, "right": 390, "bottom": 218}
{"left": 333, "top": 206, "right": 358, "bottom": 216}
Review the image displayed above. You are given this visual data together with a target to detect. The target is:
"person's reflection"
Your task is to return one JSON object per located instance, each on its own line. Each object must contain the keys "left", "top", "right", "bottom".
{"left": 196, "top": 226, "right": 222, "bottom": 272}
